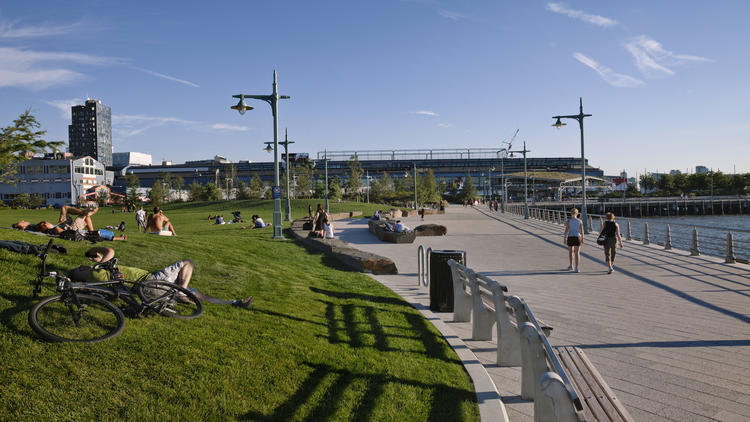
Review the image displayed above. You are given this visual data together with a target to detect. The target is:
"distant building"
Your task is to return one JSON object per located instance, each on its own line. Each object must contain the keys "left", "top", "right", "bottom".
{"left": 0, "top": 154, "right": 113, "bottom": 206}
{"left": 68, "top": 99, "right": 113, "bottom": 166}
{"left": 669, "top": 169, "right": 682, "bottom": 176}
{"left": 696, "top": 166, "right": 709, "bottom": 174}
{"left": 113, "top": 152, "right": 152, "bottom": 167}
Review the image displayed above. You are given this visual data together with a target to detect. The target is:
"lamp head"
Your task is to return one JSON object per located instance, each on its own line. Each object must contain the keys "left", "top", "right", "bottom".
{"left": 264, "top": 144, "right": 273, "bottom": 153}
{"left": 552, "top": 118, "right": 566, "bottom": 129}
{"left": 231, "top": 96, "right": 253, "bottom": 115}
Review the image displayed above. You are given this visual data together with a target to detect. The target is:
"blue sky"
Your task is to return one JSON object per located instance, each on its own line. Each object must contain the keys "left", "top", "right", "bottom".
{"left": 1, "top": 1, "right": 747, "bottom": 176}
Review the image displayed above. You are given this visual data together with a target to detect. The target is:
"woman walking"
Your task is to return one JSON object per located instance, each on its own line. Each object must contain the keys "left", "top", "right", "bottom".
{"left": 563, "top": 208, "right": 584, "bottom": 272}
{"left": 599, "top": 212, "right": 624, "bottom": 274}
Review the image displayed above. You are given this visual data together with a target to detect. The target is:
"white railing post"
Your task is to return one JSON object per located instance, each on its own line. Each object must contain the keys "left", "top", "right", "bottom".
{"left": 665, "top": 224, "right": 672, "bottom": 250}
{"left": 588, "top": 215, "right": 593, "bottom": 232}
{"left": 643, "top": 222, "right": 650, "bottom": 245}
{"left": 726, "top": 232, "right": 736, "bottom": 264}
{"left": 488, "top": 282, "right": 521, "bottom": 367}
{"left": 690, "top": 227, "right": 700, "bottom": 256}
{"left": 467, "top": 269, "right": 495, "bottom": 340}
{"left": 626, "top": 219, "right": 632, "bottom": 241}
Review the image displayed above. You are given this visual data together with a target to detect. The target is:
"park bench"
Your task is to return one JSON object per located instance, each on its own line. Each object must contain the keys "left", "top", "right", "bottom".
{"left": 512, "top": 297, "right": 634, "bottom": 422}
{"left": 447, "top": 260, "right": 552, "bottom": 367}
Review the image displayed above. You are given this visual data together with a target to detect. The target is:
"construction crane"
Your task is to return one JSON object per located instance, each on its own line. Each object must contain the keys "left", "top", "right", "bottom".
{"left": 504, "top": 128, "right": 519, "bottom": 151}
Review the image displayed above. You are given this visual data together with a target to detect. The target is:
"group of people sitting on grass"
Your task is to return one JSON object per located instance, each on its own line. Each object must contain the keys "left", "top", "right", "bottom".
{"left": 12, "top": 205, "right": 178, "bottom": 240}
{"left": 12, "top": 205, "right": 127, "bottom": 241}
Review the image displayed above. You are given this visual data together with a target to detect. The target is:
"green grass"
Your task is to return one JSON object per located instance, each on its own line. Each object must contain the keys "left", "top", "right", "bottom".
{"left": 0, "top": 200, "right": 479, "bottom": 421}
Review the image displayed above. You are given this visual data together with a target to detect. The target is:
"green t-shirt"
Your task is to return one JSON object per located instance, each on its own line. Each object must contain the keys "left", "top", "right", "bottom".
{"left": 89, "top": 265, "right": 151, "bottom": 282}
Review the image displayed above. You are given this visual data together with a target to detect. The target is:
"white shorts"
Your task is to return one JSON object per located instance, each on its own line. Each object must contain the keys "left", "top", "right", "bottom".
{"left": 147, "top": 261, "right": 186, "bottom": 283}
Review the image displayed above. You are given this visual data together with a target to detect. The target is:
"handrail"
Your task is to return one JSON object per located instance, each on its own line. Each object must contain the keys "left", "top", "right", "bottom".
{"left": 518, "top": 298, "right": 583, "bottom": 411}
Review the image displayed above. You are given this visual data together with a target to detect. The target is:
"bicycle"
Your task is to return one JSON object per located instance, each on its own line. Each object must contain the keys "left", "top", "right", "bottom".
{"left": 28, "top": 239, "right": 203, "bottom": 343}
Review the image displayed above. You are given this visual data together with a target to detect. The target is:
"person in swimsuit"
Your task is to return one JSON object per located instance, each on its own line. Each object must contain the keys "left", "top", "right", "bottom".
{"left": 562, "top": 208, "right": 584, "bottom": 272}
{"left": 146, "top": 207, "right": 177, "bottom": 236}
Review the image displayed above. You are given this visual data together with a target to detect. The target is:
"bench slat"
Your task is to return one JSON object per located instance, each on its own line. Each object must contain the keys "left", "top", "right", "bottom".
{"left": 570, "top": 347, "right": 634, "bottom": 422}
{"left": 557, "top": 346, "right": 634, "bottom": 422}
{"left": 556, "top": 347, "right": 603, "bottom": 422}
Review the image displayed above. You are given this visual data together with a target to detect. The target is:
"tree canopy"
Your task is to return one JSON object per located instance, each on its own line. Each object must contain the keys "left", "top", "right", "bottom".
{"left": 0, "top": 110, "right": 63, "bottom": 183}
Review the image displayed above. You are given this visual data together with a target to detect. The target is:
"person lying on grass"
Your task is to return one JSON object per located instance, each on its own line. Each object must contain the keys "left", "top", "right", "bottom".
{"left": 70, "top": 247, "right": 253, "bottom": 309}
{"left": 12, "top": 218, "right": 126, "bottom": 241}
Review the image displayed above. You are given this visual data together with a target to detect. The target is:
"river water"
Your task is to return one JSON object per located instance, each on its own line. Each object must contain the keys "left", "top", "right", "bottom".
{"left": 596, "top": 215, "right": 750, "bottom": 262}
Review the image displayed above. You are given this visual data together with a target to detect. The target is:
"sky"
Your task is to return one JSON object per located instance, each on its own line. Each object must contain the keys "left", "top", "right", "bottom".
{"left": 1, "top": 1, "right": 748, "bottom": 176}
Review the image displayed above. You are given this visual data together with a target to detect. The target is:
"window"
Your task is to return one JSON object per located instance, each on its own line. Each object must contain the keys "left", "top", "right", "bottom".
{"left": 49, "top": 165, "right": 68, "bottom": 174}
{"left": 25, "top": 164, "right": 44, "bottom": 175}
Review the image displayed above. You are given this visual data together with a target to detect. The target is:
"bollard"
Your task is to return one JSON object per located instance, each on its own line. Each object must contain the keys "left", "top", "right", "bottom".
{"left": 726, "top": 232, "right": 736, "bottom": 264}
{"left": 626, "top": 219, "right": 632, "bottom": 241}
{"left": 417, "top": 245, "right": 426, "bottom": 286}
{"left": 643, "top": 222, "right": 650, "bottom": 245}
{"left": 690, "top": 227, "right": 700, "bottom": 256}
{"left": 665, "top": 225, "right": 672, "bottom": 250}
{"left": 587, "top": 215, "right": 593, "bottom": 233}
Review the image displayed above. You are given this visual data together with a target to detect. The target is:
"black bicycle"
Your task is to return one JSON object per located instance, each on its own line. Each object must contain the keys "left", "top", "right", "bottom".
{"left": 28, "top": 240, "right": 202, "bottom": 343}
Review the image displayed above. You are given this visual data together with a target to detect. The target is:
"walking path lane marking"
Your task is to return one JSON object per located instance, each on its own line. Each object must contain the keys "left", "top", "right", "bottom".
{"left": 335, "top": 206, "right": 750, "bottom": 422}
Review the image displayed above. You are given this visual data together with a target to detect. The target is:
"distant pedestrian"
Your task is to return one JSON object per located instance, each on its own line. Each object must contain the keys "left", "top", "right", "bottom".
{"left": 598, "top": 212, "right": 624, "bottom": 274}
{"left": 136, "top": 207, "right": 147, "bottom": 233}
{"left": 563, "top": 208, "right": 584, "bottom": 272}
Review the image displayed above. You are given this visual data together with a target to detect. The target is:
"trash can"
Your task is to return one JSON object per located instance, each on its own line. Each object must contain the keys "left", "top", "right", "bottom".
{"left": 429, "top": 250, "right": 466, "bottom": 312}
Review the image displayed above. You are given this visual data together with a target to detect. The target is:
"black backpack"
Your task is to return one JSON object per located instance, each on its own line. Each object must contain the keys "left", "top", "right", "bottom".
{"left": 59, "top": 229, "right": 85, "bottom": 242}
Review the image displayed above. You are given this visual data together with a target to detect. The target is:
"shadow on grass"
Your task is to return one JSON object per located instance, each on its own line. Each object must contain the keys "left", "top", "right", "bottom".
{"left": 316, "top": 298, "right": 458, "bottom": 363}
{"left": 310, "top": 287, "right": 408, "bottom": 307}
{"left": 0, "top": 292, "right": 35, "bottom": 336}
{"left": 239, "top": 362, "right": 475, "bottom": 421}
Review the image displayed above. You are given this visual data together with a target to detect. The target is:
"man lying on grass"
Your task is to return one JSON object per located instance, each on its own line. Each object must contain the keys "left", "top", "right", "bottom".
{"left": 70, "top": 247, "right": 253, "bottom": 309}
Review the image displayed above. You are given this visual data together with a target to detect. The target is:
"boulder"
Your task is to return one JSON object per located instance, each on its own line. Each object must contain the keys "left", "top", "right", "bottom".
{"left": 414, "top": 224, "right": 447, "bottom": 236}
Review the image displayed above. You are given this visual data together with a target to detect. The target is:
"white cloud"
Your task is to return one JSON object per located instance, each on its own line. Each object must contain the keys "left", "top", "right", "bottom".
{"left": 211, "top": 123, "right": 248, "bottom": 131}
{"left": 438, "top": 123, "right": 453, "bottom": 128}
{"left": 624, "top": 35, "right": 712, "bottom": 78}
{"left": 437, "top": 9, "right": 470, "bottom": 21}
{"left": 573, "top": 53, "right": 644, "bottom": 88}
{"left": 0, "top": 47, "right": 120, "bottom": 89}
{"left": 0, "top": 19, "right": 82, "bottom": 38}
{"left": 546, "top": 3, "right": 617, "bottom": 28}
{"left": 133, "top": 67, "right": 200, "bottom": 88}
{"left": 112, "top": 114, "right": 196, "bottom": 137}
{"left": 410, "top": 110, "right": 439, "bottom": 116}
{"left": 45, "top": 98, "right": 83, "bottom": 119}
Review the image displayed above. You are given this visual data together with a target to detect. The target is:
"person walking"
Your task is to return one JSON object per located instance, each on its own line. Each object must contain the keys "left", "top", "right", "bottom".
{"left": 563, "top": 208, "right": 584, "bottom": 272}
{"left": 599, "top": 212, "right": 624, "bottom": 274}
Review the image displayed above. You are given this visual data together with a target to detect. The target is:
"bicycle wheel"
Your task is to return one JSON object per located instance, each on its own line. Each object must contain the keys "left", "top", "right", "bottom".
{"left": 137, "top": 281, "right": 203, "bottom": 319}
{"left": 28, "top": 293, "right": 126, "bottom": 342}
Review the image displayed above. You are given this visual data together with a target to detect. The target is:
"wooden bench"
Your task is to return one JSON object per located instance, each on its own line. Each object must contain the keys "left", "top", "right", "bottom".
{"left": 448, "top": 260, "right": 552, "bottom": 367}
{"left": 514, "top": 297, "right": 634, "bottom": 422}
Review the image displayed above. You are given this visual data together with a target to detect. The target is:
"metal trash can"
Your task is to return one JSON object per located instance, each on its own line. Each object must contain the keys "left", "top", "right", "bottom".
{"left": 429, "top": 250, "right": 466, "bottom": 312}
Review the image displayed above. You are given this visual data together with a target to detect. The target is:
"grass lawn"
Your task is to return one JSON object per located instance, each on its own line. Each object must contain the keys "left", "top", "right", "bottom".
{"left": 0, "top": 200, "right": 479, "bottom": 421}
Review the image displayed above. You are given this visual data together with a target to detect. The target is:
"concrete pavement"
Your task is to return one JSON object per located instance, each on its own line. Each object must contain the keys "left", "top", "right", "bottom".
{"left": 335, "top": 205, "right": 750, "bottom": 422}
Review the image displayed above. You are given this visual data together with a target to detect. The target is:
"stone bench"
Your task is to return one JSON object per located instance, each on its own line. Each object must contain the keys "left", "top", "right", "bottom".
{"left": 513, "top": 297, "right": 635, "bottom": 422}
{"left": 289, "top": 218, "right": 397, "bottom": 275}
{"left": 448, "top": 260, "right": 551, "bottom": 367}
{"left": 367, "top": 220, "right": 416, "bottom": 243}
{"left": 414, "top": 224, "right": 447, "bottom": 236}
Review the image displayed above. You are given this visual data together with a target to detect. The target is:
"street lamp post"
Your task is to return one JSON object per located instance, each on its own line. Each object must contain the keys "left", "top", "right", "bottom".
{"left": 509, "top": 141, "right": 530, "bottom": 219}
{"left": 266, "top": 128, "right": 295, "bottom": 222}
{"left": 231, "top": 70, "right": 290, "bottom": 239}
{"left": 553, "top": 97, "right": 592, "bottom": 233}
{"left": 324, "top": 150, "right": 329, "bottom": 213}
{"left": 413, "top": 162, "right": 418, "bottom": 210}
{"left": 496, "top": 141, "right": 512, "bottom": 213}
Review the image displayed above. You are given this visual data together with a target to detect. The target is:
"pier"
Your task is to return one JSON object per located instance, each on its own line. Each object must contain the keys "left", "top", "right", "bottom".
{"left": 337, "top": 206, "right": 750, "bottom": 421}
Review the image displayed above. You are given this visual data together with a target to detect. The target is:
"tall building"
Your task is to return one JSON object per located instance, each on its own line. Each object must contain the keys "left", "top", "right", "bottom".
{"left": 113, "top": 152, "right": 152, "bottom": 167}
{"left": 68, "top": 99, "right": 113, "bottom": 166}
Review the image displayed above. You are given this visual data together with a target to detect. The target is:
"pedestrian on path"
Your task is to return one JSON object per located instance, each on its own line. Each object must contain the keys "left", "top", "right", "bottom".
{"left": 563, "top": 208, "right": 584, "bottom": 272}
{"left": 599, "top": 212, "right": 624, "bottom": 274}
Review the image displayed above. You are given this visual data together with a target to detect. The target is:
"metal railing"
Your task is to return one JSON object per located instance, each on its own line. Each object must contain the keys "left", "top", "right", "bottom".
{"left": 506, "top": 205, "right": 750, "bottom": 264}
{"left": 417, "top": 245, "right": 431, "bottom": 286}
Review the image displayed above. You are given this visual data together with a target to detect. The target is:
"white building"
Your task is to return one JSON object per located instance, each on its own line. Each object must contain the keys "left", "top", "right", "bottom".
{"left": 0, "top": 154, "right": 113, "bottom": 206}
{"left": 113, "top": 151, "right": 152, "bottom": 167}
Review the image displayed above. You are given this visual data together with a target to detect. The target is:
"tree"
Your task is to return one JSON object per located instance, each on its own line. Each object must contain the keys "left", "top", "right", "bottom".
{"left": 639, "top": 174, "right": 657, "bottom": 194}
{"left": 188, "top": 181, "right": 204, "bottom": 202}
{"left": 0, "top": 110, "right": 64, "bottom": 183}
{"left": 10, "top": 193, "right": 31, "bottom": 208}
{"left": 148, "top": 181, "right": 169, "bottom": 205}
{"left": 30, "top": 194, "right": 45, "bottom": 208}
{"left": 656, "top": 174, "right": 675, "bottom": 195}
{"left": 418, "top": 169, "right": 441, "bottom": 204}
{"left": 126, "top": 173, "right": 141, "bottom": 204}
{"left": 249, "top": 173, "right": 264, "bottom": 199}
{"left": 294, "top": 162, "right": 315, "bottom": 198}
{"left": 329, "top": 176, "right": 342, "bottom": 201}
{"left": 459, "top": 173, "right": 477, "bottom": 202}
{"left": 369, "top": 172, "right": 394, "bottom": 204}
{"left": 346, "top": 156, "right": 364, "bottom": 201}
{"left": 96, "top": 189, "right": 109, "bottom": 207}
{"left": 202, "top": 183, "right": 221, "bottom": 201}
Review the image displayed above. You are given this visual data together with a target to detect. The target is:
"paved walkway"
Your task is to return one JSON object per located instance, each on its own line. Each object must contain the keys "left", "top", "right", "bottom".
{"left": 335, "top": 206, "right": 750, "bottom": 422}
